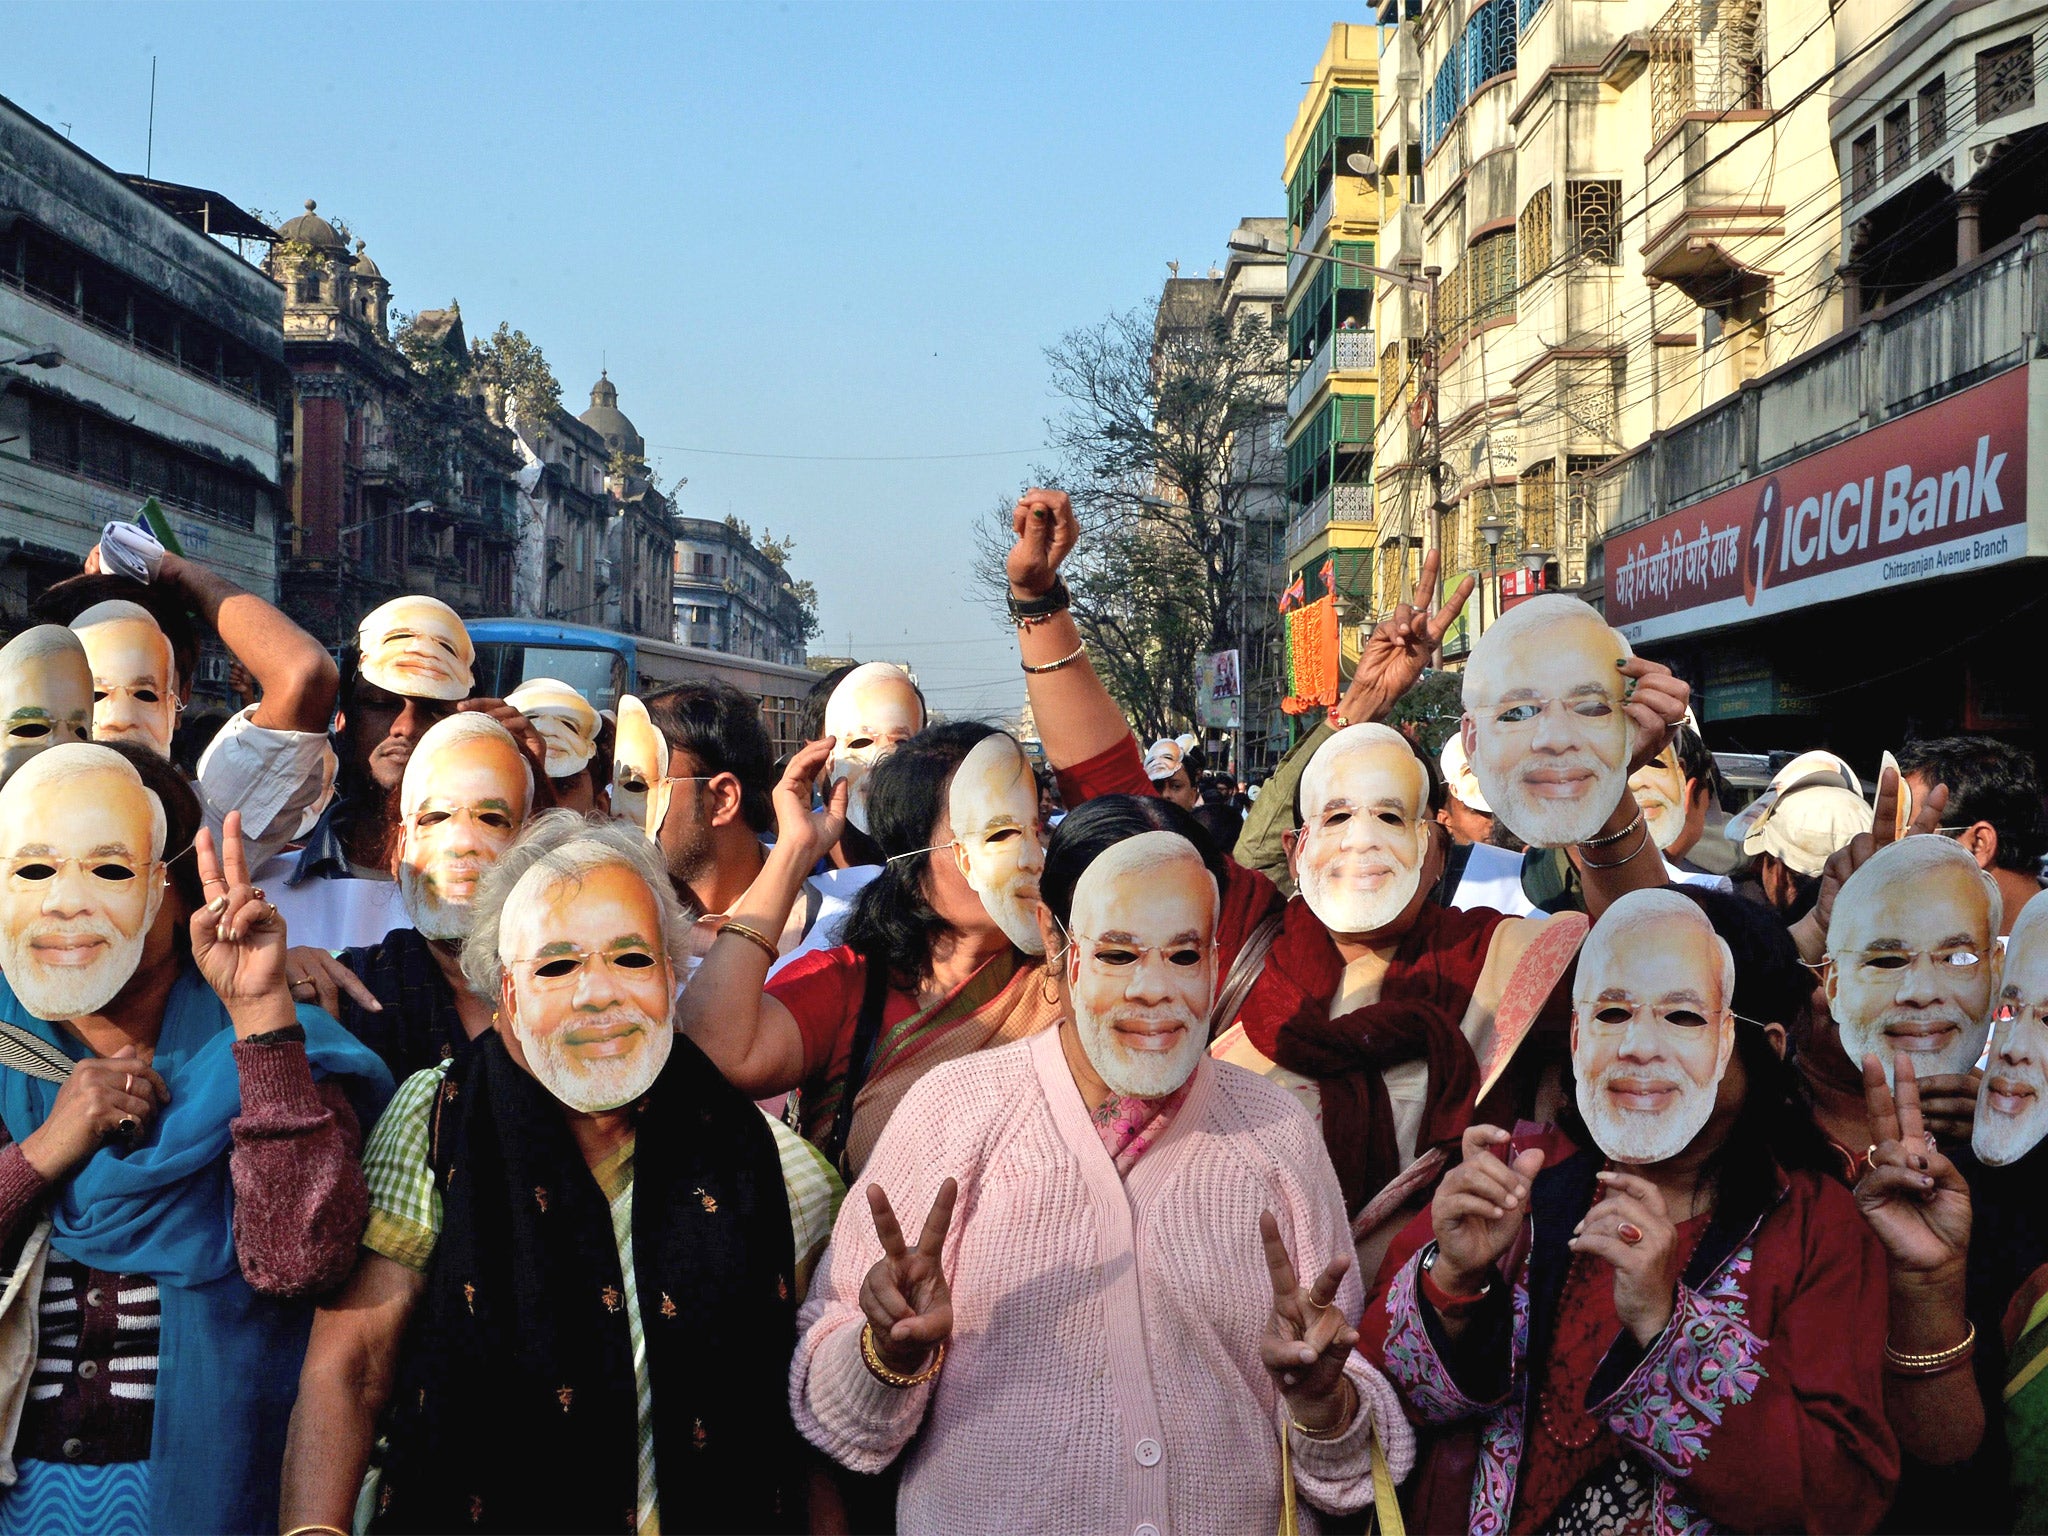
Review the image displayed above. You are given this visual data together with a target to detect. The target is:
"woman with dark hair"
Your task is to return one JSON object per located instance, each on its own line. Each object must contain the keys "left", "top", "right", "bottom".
{"left": 792, "top": 810, "right": 1414, "bottom": 1534}
{"left": 680, "top": 721, "right": 1077, "bottom": 1174}
{"left": 1363, "top": 889, "right": 1899, "bottom": 1534}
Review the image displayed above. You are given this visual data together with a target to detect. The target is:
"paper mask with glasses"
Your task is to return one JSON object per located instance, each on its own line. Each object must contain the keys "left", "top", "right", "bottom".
{"left": 824, "top": 663, "right": 923, "bottom": 835}
{"left": 1571, "top": 888, "right": 1736, "bottom": 1164}
{"left": 496, "top": 845, "right": 675, "bottom": 1112}
{"left": 1461, "top": 594, "right": 1633, "bottom": 848}
{"left": 1293, "top": 723, "right": 1430, "bottom": 935}
{"left": 1976, "top": 892, "right": 2048, "bottom": 1166}
{"left": 610, "top": 695, "right": 672, "bottom": 836}
{"left": 0, "top": 626, "right": 94, "bottom": 776}
{"left": 398, "top": 714, "right": 534, "bottom": 941}
{"left": 0, "top": 743, "right": 167, "bottom": 1021}
{"left": 1825, "top": 835, "right": 2001, "bottom": 1088}
{"left": 948, "top": 731, "right": 1046, "bottom": 955}
{"left": 1062, "top": 830, "right": 1218, "bottom": 1101}
{"left": 70, "top": 600, "right": 179, "bottom": 759}
{"left": 356, "top": 594, "right": 474, "bottom": 702}
{"left": 506, "top": 677, "right": 601, "bottom": 778}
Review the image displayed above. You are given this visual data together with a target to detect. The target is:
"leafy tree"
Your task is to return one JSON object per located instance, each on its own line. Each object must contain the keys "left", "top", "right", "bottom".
{"left": 469, "top": 323, "right": 562, "bottom": 440}
{"left": 978, "top": 295, "right": 1285, "bottom": 739}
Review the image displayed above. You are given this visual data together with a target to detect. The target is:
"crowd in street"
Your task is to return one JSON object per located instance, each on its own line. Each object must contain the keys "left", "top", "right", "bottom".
{"left": 0, "top": 487, "right": 2036, "bottom": 1535}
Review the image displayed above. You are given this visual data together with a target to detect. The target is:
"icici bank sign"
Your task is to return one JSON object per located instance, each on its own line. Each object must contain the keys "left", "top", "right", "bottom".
{"left": 1606, "top": 366, "right": 2031, "bottom": 643}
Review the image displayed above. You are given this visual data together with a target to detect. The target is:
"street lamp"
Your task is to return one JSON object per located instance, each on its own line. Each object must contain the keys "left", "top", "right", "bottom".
{"left": 337, "top": 498, "right": 435, "bottom": 538}
{"left": 1227, "top": 231, "right": 1429, "bottom": 294}
{"left": 0, "top": 348, "right": 61, "bottom": 370}
{"left": 1476, "top": 514, "right": 1511, "bottom": 636}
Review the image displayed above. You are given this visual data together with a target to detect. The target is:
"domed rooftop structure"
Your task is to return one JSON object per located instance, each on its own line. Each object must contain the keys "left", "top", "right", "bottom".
{"left": 350, "top": 239, "right": 383, "bottom": 281}
{"left": 276, "top": 199, "right": 348, "bottom": 253}
{"left": 578, "top": 371, "right": 644, "bottom": 460}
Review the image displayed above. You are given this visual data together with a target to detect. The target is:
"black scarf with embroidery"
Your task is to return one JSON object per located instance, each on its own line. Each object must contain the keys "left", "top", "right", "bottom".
{"left": 372, "top": 1032, "right": 800, "bottom": 1534}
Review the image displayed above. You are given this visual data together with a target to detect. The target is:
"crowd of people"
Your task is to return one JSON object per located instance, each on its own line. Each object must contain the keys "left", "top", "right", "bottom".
{"left": 0, "top": 490, "right": 2036, "bottom": 1533}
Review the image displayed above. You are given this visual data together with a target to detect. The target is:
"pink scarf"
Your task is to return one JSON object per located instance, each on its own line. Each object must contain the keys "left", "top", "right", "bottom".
{"left": 1091, "top": 1083, "right": 1191, "bottom": 1177}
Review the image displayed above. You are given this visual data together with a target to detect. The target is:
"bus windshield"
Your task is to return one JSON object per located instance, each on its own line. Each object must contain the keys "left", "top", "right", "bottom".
{"left": 473, "top": 643, "right": 627, "bottom": 712}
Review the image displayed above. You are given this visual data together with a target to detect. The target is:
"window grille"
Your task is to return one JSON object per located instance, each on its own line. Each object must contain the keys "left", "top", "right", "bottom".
{"left": 1850, "top": 131, "right": 1877, "bottom": 200}
{"left": 1918, "top": 77, "right": 1948, "bottom": 153}
{"left": 1649, "top": 0, "right": 1764, "bottom": 143}
{"left": 1883, "top": 107, "right": 1912, "bottom": 180}
{"left": 1424, "top": 0, "right": 1518, "bottom": 157}
{"left": 1563, "top": 359, "right": 1617, "bottom": 444}
{"left": 1976, "top": 37, "right": 2035, "bottom": 123}
{"left": 1520, "top": 186, "right": 1553, "bottom": 284}
{"left": 1520, "top": 462, "right": 1557, "bottom": 548}
{"left": 1566, "top": 180, "right": 1621, "bottom": 264}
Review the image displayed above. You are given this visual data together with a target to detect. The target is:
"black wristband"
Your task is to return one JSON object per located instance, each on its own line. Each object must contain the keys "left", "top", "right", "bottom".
{"left": 1006, "top": 577, "right": 1071, "bottom": 624}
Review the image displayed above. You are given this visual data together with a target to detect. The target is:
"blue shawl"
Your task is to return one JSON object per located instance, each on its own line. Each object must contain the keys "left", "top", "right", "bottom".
{"left": 0, "top": 967, "right": 392, "bottom": 1535}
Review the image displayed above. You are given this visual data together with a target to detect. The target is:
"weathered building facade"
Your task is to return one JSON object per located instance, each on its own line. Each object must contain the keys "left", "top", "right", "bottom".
{"left": 672, "top": 515, "right": 808, "bottom": 665}
{"left": 577, "top": 372, "right": 677, "bottom": 642}
{"left": 269, "top": 211, "right": 520, "bottom": 648}
{"left": 0, "top": 92, "right": 288, "bottom": 693}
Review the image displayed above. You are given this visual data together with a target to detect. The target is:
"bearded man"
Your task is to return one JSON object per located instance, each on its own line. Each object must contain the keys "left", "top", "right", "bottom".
{"left": 282, "top": 713, "right": 534, "bottom": 1080}
{"left": 793, "top": 815, "right": 1413, "bottom": 1535}
{"left": 1000, "top": 491, "right": 1690, "bottom": 1254}
{"left": 280, "top": 813, "right": 842, "bottom": 1536}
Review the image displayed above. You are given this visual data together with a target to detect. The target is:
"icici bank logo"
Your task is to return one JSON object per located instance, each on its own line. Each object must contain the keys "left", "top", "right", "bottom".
{"left": 1742, "top": 477, "right": 1781, "bottom": 606}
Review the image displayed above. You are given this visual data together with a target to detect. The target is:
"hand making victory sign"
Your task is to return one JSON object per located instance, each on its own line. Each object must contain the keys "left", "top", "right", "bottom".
{"left": 1258, "top": 1211, "right": 1360, "bottom": 1434}
{"left": 191, "top": 810, "right": 297, "bottom": 1038}
{"left": 1338, "top": 547, "right": 1473, "bottom": 726}
{"left": 1854, "top": 1053, "right": 1971, "bottom": 1278}
{"left": 859, "top": 1178, "right": 957, "bottom": 1376}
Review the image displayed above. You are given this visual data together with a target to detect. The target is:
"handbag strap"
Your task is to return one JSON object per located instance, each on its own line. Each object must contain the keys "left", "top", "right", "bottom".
{"left": 823, "top": 953, "right": 893, "bottom": 1174}
{"left": 0, "top": 1024, "right": 72, "bottom": 1085}
{"left": 1211, "top": 908, "right": 1284, "bottom": 1039}
{"left": 1371, "top": 1425, "right": 1406, "bottom": 1536}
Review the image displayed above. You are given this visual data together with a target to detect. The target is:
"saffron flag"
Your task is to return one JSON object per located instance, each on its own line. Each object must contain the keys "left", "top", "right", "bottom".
{"left": 1277, "top": 574, "right": 1307, "bottom": 613}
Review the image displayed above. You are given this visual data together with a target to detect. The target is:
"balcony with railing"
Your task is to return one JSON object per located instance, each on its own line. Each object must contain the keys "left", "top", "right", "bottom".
{"left": 1286, "top": 482, "right": 1374, "bottom": 557}
{"left": 1287, "top": 329, "right": 1378, "bottom": 419}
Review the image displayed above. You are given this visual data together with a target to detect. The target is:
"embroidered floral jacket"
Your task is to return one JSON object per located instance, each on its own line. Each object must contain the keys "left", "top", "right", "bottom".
{"left": 1360, "top": 1134, "right": 1899, "bottom": 1535}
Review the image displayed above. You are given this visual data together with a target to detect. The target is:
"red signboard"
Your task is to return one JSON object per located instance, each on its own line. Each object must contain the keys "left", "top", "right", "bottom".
{"left": 1606, "top": 367, "right": 2030, "bottom": 642}
{"left": 1497, "top": 565, "right": 1547, "bottom": 613}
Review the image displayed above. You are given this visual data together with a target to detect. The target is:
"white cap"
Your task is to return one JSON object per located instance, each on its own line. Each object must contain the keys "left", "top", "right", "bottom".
{"left": 1725, "top": 750, "right": 1862, "bottom": 845}
{"left": 1743, "top": 781, "right": 1874, "bottom": 877}
{"left": 1438, "top": 735, "right": 1491, "bottom": 815}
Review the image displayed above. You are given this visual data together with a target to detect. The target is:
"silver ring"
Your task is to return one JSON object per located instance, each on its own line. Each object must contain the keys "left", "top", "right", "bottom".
{"left": 123, "top": 1074, "right": 132, "bottom": 1094}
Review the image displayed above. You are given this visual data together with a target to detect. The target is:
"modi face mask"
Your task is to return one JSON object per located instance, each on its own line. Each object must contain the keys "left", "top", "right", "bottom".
{"left": 824, "top": 663, "right": 922, "bottom": 835}
{"left": 70, "top": 601, "right": 179, "bottom": 759}
{"left": 399, "top": 715, "right": 532, "bottom": 941}
{"left": 1296, "top": 723, "right": 1428, "bottom": 936}
{"left": 357, "top": 594, "right": 474, "bottom": 702}
{"left": 0, "top": 626, "right": 94, "bottom": 774}
{"left": 1826, "top": 836, "right": 1999, "bottom": 1087}
{"left": 1571, "top": 889, "right": 1736, "bottom": 1164}
{"left": 948, "top": 732, "right": 1046, "bottom": 955}
{"left": 1064, "top": 830, "right": 1217, "bottom": 1100}
{"left": 609, "top": 695, "right": 671, "bottom": 837}
{"left": 1462, "top": 594, "right": 1632, "bottom": 847}
{"left": 1976, "top": 896, "right": 2048, "bottom": 1166}
{"left": 506, "top": 678, "right": 600, "bottom": 778}
{"left": 1629, "top": 740, "right": 1690, "bottom": 853}
{"left": 0, "top": 743, "right": 166, "bottom": 1021}
{"left": 499, "top": 855, "right": 675, "bottom": 1113}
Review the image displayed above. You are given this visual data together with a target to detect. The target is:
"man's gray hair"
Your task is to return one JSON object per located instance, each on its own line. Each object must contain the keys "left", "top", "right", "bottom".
{"left": 0, "top": 741, "right": 166, "bottom": 859}
{"left": 1573, "top": 887, "right": 1736, "bottom": 1017}
{"left": 400, "top": 711, "right": 534, "bottom": 819}
{"left": 1830, "top": 833, "right": 2004, "bottom": 952}
{"left": 459, "top": 809, "right": 692, "bottom": 1000}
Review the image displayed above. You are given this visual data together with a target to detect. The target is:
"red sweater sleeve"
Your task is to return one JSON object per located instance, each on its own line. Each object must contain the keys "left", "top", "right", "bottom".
{"left": 1054, "top": 735, "right": 1151, "bottom": 807}
{"left": 228, "top": 1034, "right": 368, "bottom": 1299}
{"left": 765, "top": 945, "right": 867, "bottom": 1086}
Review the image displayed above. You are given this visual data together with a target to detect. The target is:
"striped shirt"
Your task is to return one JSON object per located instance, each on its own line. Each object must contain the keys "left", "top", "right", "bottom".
{"left": 362, "top": 1063, "right": 844, "bottom": 1535}
{"left": 18, "top": 1258, "right": 162, "bottom": 1466}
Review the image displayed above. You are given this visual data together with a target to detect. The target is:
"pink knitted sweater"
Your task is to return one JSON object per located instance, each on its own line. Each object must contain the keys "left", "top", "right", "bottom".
{"left": 792, "top": 1028, "right": 1416, "bottom": 1536}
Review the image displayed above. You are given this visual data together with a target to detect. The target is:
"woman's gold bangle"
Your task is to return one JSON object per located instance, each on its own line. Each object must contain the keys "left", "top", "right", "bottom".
{"left": 715, "top": 920, "right": 781, "bottom": 964}
{"left": 1289, "top": 1376, "right": 1357, "bottom": 1441}
{"left": 860, "top": 1321, "right": 945, "bottom": 1389}
{"left": 1884, "top": 1320, "right": 1977, "bottom": 1376}
{"left": 284, "top": 1525, "right": 352, "bottom": 1536}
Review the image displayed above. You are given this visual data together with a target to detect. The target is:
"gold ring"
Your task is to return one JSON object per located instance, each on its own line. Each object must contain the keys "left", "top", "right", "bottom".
{"left": 1866, "top": 1143, "right": 1880, "bottom": 1166}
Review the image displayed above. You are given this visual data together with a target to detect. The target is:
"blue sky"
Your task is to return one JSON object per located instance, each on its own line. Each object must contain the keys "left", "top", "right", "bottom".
{"left": 6, "top": 1, "right": 1334, "bottom": 720}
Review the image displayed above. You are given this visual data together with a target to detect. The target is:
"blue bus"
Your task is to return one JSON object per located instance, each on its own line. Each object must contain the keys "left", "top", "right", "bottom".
{"left": 465, "top": 618, "right": 819, "bottom": 755}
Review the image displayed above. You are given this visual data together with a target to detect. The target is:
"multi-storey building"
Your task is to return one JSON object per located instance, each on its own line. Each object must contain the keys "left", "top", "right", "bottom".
{"left": 0, "top": 93, "right": 289, "bottom": 703}
{"left": 577, "top": 372, "right": 679, "bottom": 642}
{"left": 1595, "top": 1, "right": 2048, "bottom": 760}
{"left": 1378, "top": 0, "right": 1838, "bottom": 661}
{"left": 1282, "top": 24, "right": 1383, "bottom": 669}
{"left": 508, "top": 398, "right": 612, "bottom": 628}
{"left": 671, "top": 516, "right": 808, "bottom": 666}
{"left": 269, "top": 210, "right": 520, "bottom": 647}
{"left": 1219, "top": 218, "right": 1290, "bottom": 776}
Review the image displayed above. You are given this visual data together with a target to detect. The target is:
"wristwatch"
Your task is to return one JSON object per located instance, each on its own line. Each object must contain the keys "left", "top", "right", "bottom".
{"left": 1006, "top": 577, "right": 1071, "bottom": 625}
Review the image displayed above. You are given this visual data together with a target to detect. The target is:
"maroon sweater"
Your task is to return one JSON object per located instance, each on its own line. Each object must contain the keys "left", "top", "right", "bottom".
{"left": 0, "top": 1027, "right": 367, "bottom": 1465}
